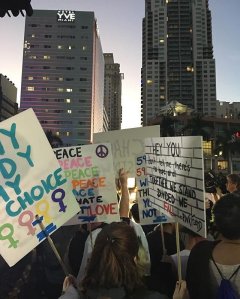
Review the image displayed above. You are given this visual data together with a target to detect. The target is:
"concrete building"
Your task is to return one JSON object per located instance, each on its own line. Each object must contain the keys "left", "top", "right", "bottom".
{"left": 20, "top": 10, "right": 104, "bottom": 145}
{"left": 0, "top": 74, "right": 18, "bottom": 121}
{"left": 141, "top": 0, "right": 217, "bottom": 126}
{"left": 216, "top": 100, "right": 240, "bottom": 119}
{"left": 104, "top": 53, "right": 123, "bottom": 130}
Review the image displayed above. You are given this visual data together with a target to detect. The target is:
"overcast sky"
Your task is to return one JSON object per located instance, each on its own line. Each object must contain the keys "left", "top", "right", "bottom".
{"left": 0, "top": 0, "right": 240, "bottom": 128}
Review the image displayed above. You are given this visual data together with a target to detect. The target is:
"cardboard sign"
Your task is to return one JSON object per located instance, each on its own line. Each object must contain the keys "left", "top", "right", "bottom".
{"left": 135, "top": 154, "right": 171, "bottom": 225}
{"left": 93, "top": 126, "right": 160, "bottom": 177}
{"left": 54, "top": 143, "right": 120, "bottom": 224}
{"left": 145, "top": 136, "right": 206, "bottom": 237}
{"left": 0, "top": 109, "right": 79, "bottom": 266}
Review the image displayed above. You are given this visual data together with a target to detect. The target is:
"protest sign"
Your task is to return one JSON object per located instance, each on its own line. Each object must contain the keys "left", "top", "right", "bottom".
{"left": 135, "top": 154, "right": 171, "bottom": 225}
{"left": 145, "top": 136, "right": 206, "bottom": 237}
{"left": 54, "top": 143, "right": 120, "bottom": 224}
{"left": 93, "top": 125, "right": 160, "bottom": 177}
{"left": 0, "top": 109, "right": 79, "bottom": 266}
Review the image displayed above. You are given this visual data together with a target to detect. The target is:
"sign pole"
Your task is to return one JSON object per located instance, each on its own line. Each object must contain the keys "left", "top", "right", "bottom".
{"left": 175, "top": 222, "right": 182, "bottom": 281}
{"left": 160, "top": 223, "right": 167, "bottom": 261}
{"left": 35, "top": 215, "right": 69, "bottom": 276}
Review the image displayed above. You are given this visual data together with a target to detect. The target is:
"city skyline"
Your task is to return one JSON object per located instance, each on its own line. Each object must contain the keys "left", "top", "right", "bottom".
{"left": 0, "top": 0, "right": 240, "bottom": 128}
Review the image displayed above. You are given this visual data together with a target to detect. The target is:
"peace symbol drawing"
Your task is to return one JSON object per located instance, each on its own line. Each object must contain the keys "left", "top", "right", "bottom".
{"left": 96, "top": 145, "right": 109, "bottom": 158}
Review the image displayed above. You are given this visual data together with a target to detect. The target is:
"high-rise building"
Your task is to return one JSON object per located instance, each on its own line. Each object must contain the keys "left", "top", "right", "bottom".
{"left": 104, "top": 53, "right": 123, "bottom": 130}
{"left": 0, "top": 74, "right": 18, "bottom": 121}
{"left": 20, "top": 10, "right": 104, "bottom": 145}
{"left": 141, "top": 0, "right": 216, "bottom": 126}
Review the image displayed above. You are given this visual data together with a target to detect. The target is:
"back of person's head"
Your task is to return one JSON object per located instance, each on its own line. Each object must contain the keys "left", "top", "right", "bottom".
{"left": 130, "top": 203, "right": 140, "bottom": 223}
{"left": 227, "top": 173, "right": 240, "bottom": 190}
{"left": 180, "top": 227, "right": 204, "bottom": 249}
{"left": 213, "top": 193, "right": 240, "bottom": 240}
{"left": 81, "top": 222, "right": 142, "bottom": 293}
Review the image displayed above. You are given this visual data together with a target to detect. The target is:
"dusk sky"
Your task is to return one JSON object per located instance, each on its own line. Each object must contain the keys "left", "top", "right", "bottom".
{"left": 0, "top": 0, "right": 240, "bottom": 128}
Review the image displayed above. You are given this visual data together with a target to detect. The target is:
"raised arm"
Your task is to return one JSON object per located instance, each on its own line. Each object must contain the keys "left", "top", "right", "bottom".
{"left": 118, "top": 168, "right": 130, "bottom": 218}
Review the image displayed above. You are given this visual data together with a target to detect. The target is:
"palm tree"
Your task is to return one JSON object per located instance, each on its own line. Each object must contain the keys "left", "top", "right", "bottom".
{"left": 214, "top": 129, "right": 240, "bottom": 173}
{"left": 181, "top": 114, "right": 213, "bottom": 140}
{"left": 160, "top": 114, "right": 176, "bottom": 137}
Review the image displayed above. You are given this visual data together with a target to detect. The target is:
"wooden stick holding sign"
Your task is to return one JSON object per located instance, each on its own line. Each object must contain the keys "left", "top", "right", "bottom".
{"left": 35, "top": 215, "right": 69, "bottom": 276}
{"left": 160, "top": 223, "right": 167, "bottom": 262}
{"left": 175, "top": 222, "right": 182, "bottom": 281}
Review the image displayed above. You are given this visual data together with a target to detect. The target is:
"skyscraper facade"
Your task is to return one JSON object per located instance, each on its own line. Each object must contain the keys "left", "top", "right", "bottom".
{"left": 104, "top": 53, "right": 123, "bottom": 130}
{"left": 141, "top": 0, "right": 216, "bottom": 126}
{"left": 20, "top": 10, "right": 104, "bottom": 145}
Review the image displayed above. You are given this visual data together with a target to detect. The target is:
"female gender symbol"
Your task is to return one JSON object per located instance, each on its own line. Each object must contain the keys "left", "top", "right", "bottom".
{"left": 0, "top": 223, "right": 19, "bottom": 248}
{"left": 35, "top": 199, "right": 52, "bottom": 224}
{"left": 51, "top": 188, "right": 67, "bottom": 213}
{"left": 18, "top": 210, "right": 36, "bottom": 236}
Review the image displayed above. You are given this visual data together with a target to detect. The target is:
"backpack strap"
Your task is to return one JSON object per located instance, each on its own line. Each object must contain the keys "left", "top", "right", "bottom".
{"left": 211, "top": 254, "right": 240, "bottom": 281}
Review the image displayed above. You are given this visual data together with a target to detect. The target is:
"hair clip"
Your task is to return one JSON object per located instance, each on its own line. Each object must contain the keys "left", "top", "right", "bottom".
{"left": 107, "top": 236, "right": 116, "bottom": 243}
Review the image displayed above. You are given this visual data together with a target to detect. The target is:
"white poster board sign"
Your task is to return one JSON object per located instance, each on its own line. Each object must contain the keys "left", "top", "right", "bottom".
{"left": 0, "top": 109, "right": 79, "bottom": 266}
{"left": 145, "top": 136, "right": 206, "bottom": 237}
{"left": 93, "top": 126, "right": 160, "bottom": 177}
{"left": 54, "top": 143, "right": 120, "bottom": 224}
{"left": 135, "top": 154, "right": 171, "bottom": 225}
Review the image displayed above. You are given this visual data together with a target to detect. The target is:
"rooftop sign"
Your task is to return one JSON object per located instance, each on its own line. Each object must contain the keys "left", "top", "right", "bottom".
{"left": 57, "top": 10, "right": 75, "bottom": 22}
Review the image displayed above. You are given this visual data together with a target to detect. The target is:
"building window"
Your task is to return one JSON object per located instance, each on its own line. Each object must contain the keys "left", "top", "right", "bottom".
{"left": 58, "top": 45, "right": 63, "bottom": 49}
{"left": 66, "top": 99, "right": 71, "bottom": 103}
{"left": 43, "top": 55, "right": 51, "bottom": 59}
{"left": 66, "top": 88, "right": 72, "bottom": 92}
{"left": 217, "top": 160, "right": 228, "bottom": 170}
{"left": 43, "top": 76, "right": 49, "bottom": 80}
{"left": 27, "top": 86, "right": 35, "bottom": 91}
{"left": 67, "top": 110, "right": 72, "bottom": 114}
{"left": 28, "top": 76, "right": 34, "bottom": 80}
{"left": 203, "top": 141, "right": 212, "bottom": 156}
{"left": 57, "top": 88, "right": 64, "bottom": 92}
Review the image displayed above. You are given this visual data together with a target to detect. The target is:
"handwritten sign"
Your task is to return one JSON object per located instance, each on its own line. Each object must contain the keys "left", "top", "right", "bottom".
{"left": 136, "top": 155, "right": 171, "bottom": 225}
{"left": 93, "top": 126, "right": 160, "bottom": 177}
{"left": 145, "top": 136, "right": 206, "bottom": 237}
{"left": 54, "top": 144, "right": 120, "bottom": 224}
{"left": 0, "top": 109, "right": 80, "bottom": 266}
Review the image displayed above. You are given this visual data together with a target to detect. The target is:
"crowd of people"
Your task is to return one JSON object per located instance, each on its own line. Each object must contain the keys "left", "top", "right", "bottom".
{"left": 0, "top": 170, "right": 240, "bottom": 299}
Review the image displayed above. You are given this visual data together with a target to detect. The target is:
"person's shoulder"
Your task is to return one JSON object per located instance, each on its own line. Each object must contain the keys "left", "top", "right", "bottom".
{"left": 191, "top": 239, "right": 218, "bottom": 252}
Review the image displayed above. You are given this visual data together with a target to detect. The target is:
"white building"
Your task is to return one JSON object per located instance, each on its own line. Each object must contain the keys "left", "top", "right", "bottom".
{"left": 141, "top": 0, "right": 217, "bottom": 125}
{"left": 216, "top": 100, "right": 240, "bottom": 119}
{"left": 20, "top": 10, "right": 104, "bottom": 145}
